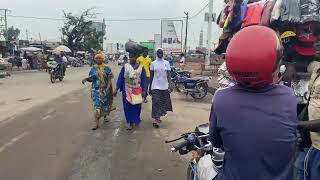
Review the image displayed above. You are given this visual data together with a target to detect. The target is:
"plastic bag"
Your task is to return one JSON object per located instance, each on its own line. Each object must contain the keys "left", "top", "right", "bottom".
{"left": 126, "top": 87, "right": 143, "bottom": 105}
{"left": 197, "top": 155, "right": 218, "bottom": 180}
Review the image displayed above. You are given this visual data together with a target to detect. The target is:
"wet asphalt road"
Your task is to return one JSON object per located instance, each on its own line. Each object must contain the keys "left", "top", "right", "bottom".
{"left": 0, "top": 64, "right": 190, "bottom": 180}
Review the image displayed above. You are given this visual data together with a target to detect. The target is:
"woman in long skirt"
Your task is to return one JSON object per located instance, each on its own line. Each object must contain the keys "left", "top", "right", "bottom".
{"left": 149, "top": 48, "right": 173, "bottom": 128}
{"left": 82, "top": 54, "right": 114, "bottom": 130}
{"left": 114, "top": 53, "right": 147, "bottom": 130}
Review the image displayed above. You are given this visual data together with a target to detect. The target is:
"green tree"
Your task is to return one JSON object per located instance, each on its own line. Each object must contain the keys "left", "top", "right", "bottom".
{"left": 61, "top": 8, "right": 105, "bottom": 51}
{"left": 3, "top": 26, "right": 20, "bottom": 41}
{"left": 83, "top": 31, "right": 104, "bottom": 50}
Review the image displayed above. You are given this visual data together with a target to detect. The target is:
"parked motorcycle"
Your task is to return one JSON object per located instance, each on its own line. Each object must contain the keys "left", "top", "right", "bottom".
{"left": 47, "top": 61, "right": 64, "bottom": 83}
{"left": 172, "top": 72, "right": 210, "bottom": 100}
{"left": 171, "top": 67, "right": 192, "bottom": 79}
{"left": 166, "top": 123, "right": 224, "bottom": 180}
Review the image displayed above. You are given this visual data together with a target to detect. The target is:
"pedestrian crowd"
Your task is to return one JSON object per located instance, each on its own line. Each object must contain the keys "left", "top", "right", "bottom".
{"left": 83, "top": 46, "right": 172, "bottom": 131}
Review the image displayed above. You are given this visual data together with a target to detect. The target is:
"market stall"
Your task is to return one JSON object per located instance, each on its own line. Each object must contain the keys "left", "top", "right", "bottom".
{"left": 215, "top": 0, "right": 320, "bottom": 103}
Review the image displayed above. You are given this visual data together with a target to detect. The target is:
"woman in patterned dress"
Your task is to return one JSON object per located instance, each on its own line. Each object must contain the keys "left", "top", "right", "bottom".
{"left": 82, "top": 54, "right": 114, "bottom": 130}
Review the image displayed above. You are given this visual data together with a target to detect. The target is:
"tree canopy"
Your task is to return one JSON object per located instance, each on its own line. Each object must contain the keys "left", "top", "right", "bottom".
{"left": 3, "top": 26, "right": 20, "bottom": 41}
{"left": 61, "top": 8, "right": 105, "bottom": 52}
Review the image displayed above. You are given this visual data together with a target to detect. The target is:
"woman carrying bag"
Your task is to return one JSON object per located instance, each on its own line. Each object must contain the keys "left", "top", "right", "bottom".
{"left": 114, "top": 43, "right": 147, "bottom": 130}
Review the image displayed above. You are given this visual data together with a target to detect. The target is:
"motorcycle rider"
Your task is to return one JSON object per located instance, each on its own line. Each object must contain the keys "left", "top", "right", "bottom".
{"left": 209, "top": 26, "right": 298, "bottom": 180}
{"left": 55, "top": 53, "right": 66, "bottom": 76}
{"left": 61, "top": 52, "right": 67, "bottom": 75}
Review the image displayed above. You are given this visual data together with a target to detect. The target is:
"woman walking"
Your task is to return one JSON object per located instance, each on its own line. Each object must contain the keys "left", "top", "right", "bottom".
{"left": 114, "top": 52, "right": 147, "bottom": 130}
{"left": 82, "top": 54, "right": 115, "bottom": 130}
{"left": 149, "top": 48, "right": 173, "bottom": 128}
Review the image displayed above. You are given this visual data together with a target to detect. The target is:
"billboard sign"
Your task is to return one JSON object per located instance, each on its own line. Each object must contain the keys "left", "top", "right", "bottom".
{"left": 91, "top": 22, "right": 106, "bottom": 33}
{"left": 161, "top": 20, "right": 182, "bottom": 53}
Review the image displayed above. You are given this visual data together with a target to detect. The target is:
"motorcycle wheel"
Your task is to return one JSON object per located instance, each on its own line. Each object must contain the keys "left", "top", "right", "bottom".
{"left": 187, "top": 163, "right": 196, "bottom": 180}
{"left": 191, "top": 83, "right": 208, "bottom": 100}
{"left": 175, "top": 82, "right": 182, "bottom": 93}
{"left": 50, "top": 73, "right": 55, "bottom": 84}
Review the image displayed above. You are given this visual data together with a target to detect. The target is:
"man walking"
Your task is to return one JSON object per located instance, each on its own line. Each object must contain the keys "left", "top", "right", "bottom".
{"left": 137, "top": 48, "right": 152, "bottom": 103}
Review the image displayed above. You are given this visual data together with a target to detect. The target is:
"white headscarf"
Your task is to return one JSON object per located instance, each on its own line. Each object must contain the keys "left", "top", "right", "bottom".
{"left": 156, "top": 48, "right": 165, "bottom": 61}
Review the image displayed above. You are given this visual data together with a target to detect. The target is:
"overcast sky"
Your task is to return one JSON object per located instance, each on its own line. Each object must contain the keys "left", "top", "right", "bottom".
{"left": 2, "top": 0, "right": 224, "bottom": 48}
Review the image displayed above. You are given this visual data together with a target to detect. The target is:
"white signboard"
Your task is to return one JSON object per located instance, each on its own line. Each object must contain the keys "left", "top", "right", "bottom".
{"left": 91, "top": 22, "right": 106, "bottom": 33}
{"left": 154, "top": 34, "right": 161, "bottom": 50}
{"left": 161, "top": 20, "right": 182, "bottom": 53}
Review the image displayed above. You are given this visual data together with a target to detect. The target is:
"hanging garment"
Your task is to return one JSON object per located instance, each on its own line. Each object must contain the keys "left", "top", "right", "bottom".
{"left": 271, "top": 0, "right": 283, "bottom": 22}
{"left": 231, "top": 0, "right": 248, "bottom": 30}
{"left": 261, "top": 0, "right": 276, "bottom": 26}
{"left": 316, "top": 40, "right": 320, "bottom": 60}
{"left": 241, "top": 2, "right": 265, "bottom": 28}
{"left": 300, "top": 0, "right": 320, "bottom": 23}
{"left": 280, "top": 0, "right": 301, "bottom": 23}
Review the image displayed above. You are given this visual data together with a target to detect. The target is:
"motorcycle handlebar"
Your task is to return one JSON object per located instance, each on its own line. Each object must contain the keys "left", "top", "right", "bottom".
{"left": 298, "top": 120, "right": 320, "bottom": 132}
{"left": 165, "top": 136, "right": 184, "bottom": 143}
{"left": 171, "top": 134, "right": 209, "bottom": 152}
{"left": 171, "top": 140, "right": 189, "bottom": 152}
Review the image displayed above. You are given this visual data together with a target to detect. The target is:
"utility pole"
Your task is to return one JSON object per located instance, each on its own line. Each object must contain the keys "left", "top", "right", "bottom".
{"left": 4, "top": 9, "right": 7, "bottom": 40}
{"left": 184, "top": 12, "right": 189, "bottom": 54}
{"left": 39, "top": 32, "right": 44, "bottom": 52}
{"left": 102, "top": 18, "right": 105, "bottom": 50}
{"left": 26, "top": 30, "right": 29, "bottom": 41}
{"left": 0, "top": 9, "right": 10, "bottom": 41}
{"left": 206, "top": 0, "right": 213, "bottom": 65}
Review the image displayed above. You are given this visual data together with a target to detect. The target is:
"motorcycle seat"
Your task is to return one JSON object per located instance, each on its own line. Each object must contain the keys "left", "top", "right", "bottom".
{"left": 184, "top": 78, "right": 202, "bottom": 83}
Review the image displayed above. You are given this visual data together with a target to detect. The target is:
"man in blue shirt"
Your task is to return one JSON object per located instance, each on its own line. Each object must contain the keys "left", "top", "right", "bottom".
{"left": 54, "top": 54, "right": 65, "bottom": 75}
{"left": 209, "top": 26, "right": 298, "bottom": 180}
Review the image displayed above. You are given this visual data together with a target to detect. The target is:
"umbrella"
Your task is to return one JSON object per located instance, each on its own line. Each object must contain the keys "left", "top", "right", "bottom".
{"left": 54, "top": 45, "right": 71, "bottom": 53}
{"left": 20, "top": 47, "right": 42, "bottom": 52}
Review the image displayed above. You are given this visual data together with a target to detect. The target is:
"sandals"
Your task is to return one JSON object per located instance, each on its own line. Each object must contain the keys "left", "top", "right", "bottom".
{"left": 92, "top": 126, "right": 100, "bottom": 131}
{"left": 126, "top": 126, "right": 134, "bottom": 131}
{"left": 152, "top": 122, "right": 160, "bottom": 129}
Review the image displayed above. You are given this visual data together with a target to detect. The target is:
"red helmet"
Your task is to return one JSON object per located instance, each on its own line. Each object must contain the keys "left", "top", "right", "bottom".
{"left": 226, "top": 26, "right": 282, "bottom": 89}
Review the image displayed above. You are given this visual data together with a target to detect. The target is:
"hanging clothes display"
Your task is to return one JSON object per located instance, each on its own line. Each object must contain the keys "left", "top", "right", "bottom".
{"left": 300, "top": 0, "right": 320, "bottom": 23}
{"left": 261, "top": 0, "right": 276, "bottom": 26}
{"left": 316, "top": 40, "right": 320, "bottom": 60}
{"left": 271, "top": 0, "right": 283, "bottom": 22}
{"left": 231, "top": 0, "right": 248, "bottom": 31}
{"left": 280, "top": 0, "right": 301, "bottom": 23}
{"left": 241, "top": 2, "right": 265, "bottom": 28}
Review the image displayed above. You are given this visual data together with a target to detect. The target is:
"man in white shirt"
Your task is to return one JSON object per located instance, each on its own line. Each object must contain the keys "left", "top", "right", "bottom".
{"left": 179, "top": 53, "right": 186, "bottom": 70}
